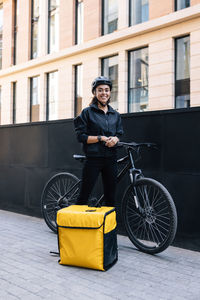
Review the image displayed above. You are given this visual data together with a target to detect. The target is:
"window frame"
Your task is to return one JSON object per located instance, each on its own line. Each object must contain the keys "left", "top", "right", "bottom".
{"left": 101, "top": 0, "right": 118, "bottom": 36}
{"left": 129, "top": 0, "right": 149, "bottom": 27}
{"left": 48, "top": 0, "right": 59, "bottom": 54}
{"left": 101, "top": 54, "right": 119, "bottom": 110}
{"left": 74, "top": 64, "right": 83, "bottom": 117}
{"left": 12, "top": 82, "right": 17, "bottom": 124}
{"left": 128, "top": 46, "right": 149, "bottom": 113}
{"left": 46, "top": 71, "right": 58, "bottom": 121}
{"left": 30, "top": 76, "right": 40, "bottom": 122}
{"left": 174, "top": 35, "right": 190, "bottom": 109}
{"left": 175, "top": 0, "right": 190, "bottom": 11}
{"left": 31, "top": 0, "right": 40, "bottom": 59}
{"left": 75, "top": 0, "right": 83, "bottom": 45}
{"left": 13, "top": 0, "right": 18, "bottom": 65}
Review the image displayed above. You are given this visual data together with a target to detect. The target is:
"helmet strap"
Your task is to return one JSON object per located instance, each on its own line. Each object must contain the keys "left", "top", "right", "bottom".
{"left": 97, "top": 100, "right": 107, "bottom": 107}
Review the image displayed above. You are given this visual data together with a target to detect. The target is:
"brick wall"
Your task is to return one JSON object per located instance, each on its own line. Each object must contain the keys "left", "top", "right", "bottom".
{"left": 149, "top": 0, "right": 174, "bottom": 19}
{"left": 2, "top": 0, "right": 13, "bottom": 68}
{"left": 191, "top": 0, "right": 200, "bottom": 5}
{"left": 17, "top": 0, "right": 31, "bottom": 64}
{"left": 84, "top": 0, "right": 101, "bottom": 42}
{"left": 60, "top": 0, "right": 75, "bottom": 48}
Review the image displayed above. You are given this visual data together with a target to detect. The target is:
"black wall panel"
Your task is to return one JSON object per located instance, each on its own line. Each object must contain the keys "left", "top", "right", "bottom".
{"left": 0, "top": 108, "right": 200, "bottom": 237}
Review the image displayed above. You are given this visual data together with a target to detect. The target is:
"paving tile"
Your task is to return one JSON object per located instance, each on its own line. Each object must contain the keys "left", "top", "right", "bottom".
{"left": 0, "top": 210, "right": 200, "bottom": 300}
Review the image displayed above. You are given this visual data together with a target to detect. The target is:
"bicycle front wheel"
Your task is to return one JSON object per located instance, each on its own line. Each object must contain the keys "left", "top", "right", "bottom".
{"left": 122, "top": 178, "right": 177, "bottom": 254}
{"left": 41, "top": 172, "right": 80, "bottom": 233}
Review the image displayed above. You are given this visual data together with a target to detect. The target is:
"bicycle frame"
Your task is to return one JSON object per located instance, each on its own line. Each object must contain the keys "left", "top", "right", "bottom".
{"left": 58, "top": 147, "right": 143, "bottom": 207}
{"left": 42, "top": 140, "right": 177, "bottom": 253}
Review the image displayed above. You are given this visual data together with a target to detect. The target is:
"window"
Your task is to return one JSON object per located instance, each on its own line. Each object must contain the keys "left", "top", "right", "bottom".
{"left": 175, "top": 0, "right": 190, "bottom": 11}
{"left": 101, "top": 55, "right": 118, "bottom": 109}
{"left": 129, "top": 0, "right": 149, "bottom": 26}
{"left": 48, "top": 0, "right": 59, "bottom": 54}
{"left": 30, "top": 76, "right": 40, "bottom": 122}
{"left": 102, "top": 0, "right": 118, "bottom": 35}
{"left": 12, "top": 82, "right": 17, "bottom": 124}
{"left": 0, "top": 85, "right": 1, "bottom": 124}
{"left": 128, "top": 47, "right": 148, "bottom": 112}
{"left": 13, "top": 0, "right": 19, "bottom": 64}
{"left": 75, "top": 0, "right": 83, "bottom": 45}
{"left": 74, "top": 65, "right": 83, "bottom": 117}
{"left": 31, "top": 0, "right": 40, "bottom": 59}
{"left": 175, "top": 36, "right": 190, "bottom": 108}
{"left": 0, "top": 3, "right": 3, "bottom": 69}
{"left": 46, "top": 71, "right": 58, "bottom": 120}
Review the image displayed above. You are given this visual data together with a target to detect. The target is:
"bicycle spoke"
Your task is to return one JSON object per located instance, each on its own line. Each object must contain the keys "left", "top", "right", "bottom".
{"left": 123, "top": 177, "right": 177, "bottom": 254}
{"left": 44, "top": 197, "right": 57, "bottom": 203}
{"left": 155, "top": 206, "right": 169, "bottom": 216}
{"left": 151, "top": 189, "right": 160, "bottom": 206}
{"left": 149, "top": 223, "right": 161, "bottom": 245}
{"left": 156, "top": 216, "right": 170, "bottom": 227}
{"left": 153, "top": 220, "right": 169, "bottom": 233}
{"left": 127, "top": 215, "right": 142, "bottom": 228}
{"left": 151, "top": 222, "right": 166, "bottom": 242}
{"left": 153, "top": 198, "right": 168, "bottom": 209}
{"left": 127, "top": 205, "right": 142, "bottom": 219}
{"left": 48, "top": 188, "right": 60, "bottom": 200}
{"left": 156, "top": 213, "right": 170, "bottom": 221}
{"left": 42, "top": 173, "right": 80, "bottom": 233}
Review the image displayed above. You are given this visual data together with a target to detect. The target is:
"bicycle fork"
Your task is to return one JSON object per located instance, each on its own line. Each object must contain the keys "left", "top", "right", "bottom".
{"left": 129, "top": 168, "right": 142, "bottom": 210}
{"left": 129, "top": 168, "right": 152, "bottom": 221}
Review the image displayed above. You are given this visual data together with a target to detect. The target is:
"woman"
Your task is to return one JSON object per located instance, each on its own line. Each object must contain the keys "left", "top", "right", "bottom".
{"left": 74, "top": 76, "right": 123, "bottom": 206}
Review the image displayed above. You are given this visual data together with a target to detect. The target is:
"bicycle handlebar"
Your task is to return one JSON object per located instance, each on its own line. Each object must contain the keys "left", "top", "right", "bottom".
{"left": 117, "top": 141, "right": 157, "bottom": 149}
{"left": 73, "top": 141, "right": 157, "bottom": 162}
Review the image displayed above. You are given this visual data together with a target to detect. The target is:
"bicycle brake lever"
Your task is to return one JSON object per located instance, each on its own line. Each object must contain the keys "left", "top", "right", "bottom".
{"left": 147, "top": 143, "right": 158, "bottom": 150}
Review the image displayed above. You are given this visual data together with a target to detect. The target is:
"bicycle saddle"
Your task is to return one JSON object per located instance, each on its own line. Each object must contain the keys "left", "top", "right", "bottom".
{"left": 73, "top": 154, "right": 86, "bottom": 162}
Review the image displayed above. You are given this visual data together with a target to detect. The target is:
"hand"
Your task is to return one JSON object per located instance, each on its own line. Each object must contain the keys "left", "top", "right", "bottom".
{"left": 105, "top": 136, "right": 119, "bottom": 148}
{"left": 100, "top": 136, "right": 110, "bottom": 143}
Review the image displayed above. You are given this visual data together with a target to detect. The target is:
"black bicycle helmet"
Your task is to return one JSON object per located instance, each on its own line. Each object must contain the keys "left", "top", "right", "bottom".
{"left": 91, "top": 76, "right": 112, "bottom": 94}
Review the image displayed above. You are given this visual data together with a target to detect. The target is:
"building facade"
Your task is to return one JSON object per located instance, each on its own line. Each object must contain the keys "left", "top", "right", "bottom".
{"left": 0, "top": 0, "right": 200, "bottom": 125}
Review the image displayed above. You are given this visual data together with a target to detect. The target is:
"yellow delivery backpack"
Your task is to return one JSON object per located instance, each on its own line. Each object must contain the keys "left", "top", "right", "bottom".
{"left": 57, "top": 205, "right": 118, "bottom": 271}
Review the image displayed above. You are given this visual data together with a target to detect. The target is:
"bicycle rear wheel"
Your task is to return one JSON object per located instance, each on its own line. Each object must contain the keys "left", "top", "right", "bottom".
{"left": 122, "top": 177, "right": 177, "bottom": 254}
{"left": 41, "top": 172, "right": 80, "bottom": 233}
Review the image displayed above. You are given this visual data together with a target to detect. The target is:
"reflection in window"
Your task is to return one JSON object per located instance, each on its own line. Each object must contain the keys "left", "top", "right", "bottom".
{"left": 74, "top": 65, "right": 83, "bottom": 117}
{"left": 128, "top": 48, "right": 148, "bottom": 112}
{"left": 46, "top": 71, "right": 58, "bottom": 120}
{"left": 12, "top": 82, "right": 17, "bottom": 124}
{"left": 13, "top": 0, "right": 19, "bottom": 64}
{"left": 31, "top": 0, "right": 40, "bottom": 59}
{"left": 75, "top": 0, "right": 83, "bottom": 45}
{"left": 102, "top": 55, "right": 118, "bottom": 110}
{"left": 0, "top": 3, "right": 3, "bottom": 69}
{"left": 30, "top": 76, "right": 40, "bottom": 122}
{"left": 175, "top": 36, "right": 190, "bottom": 108}
{"left": 102, "top": 0, "right": 118, "bottom": 35}
{"left": 48, "top": 0, "right": 59, "bottom": 54}
{"left": 175, "top": 0, "right": 190, "bottom": 11}
{"left": 129, "top": 0, "right": 149, "bottom": 26}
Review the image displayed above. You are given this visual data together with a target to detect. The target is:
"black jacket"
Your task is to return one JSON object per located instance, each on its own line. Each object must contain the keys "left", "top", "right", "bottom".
{"left": 74, "top": 103, "right": 124, "bottom": 157}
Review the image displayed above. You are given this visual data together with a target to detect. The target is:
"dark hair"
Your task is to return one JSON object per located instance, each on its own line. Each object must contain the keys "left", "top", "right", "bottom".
{"left": 89, "top": 96, "right": 110, "bottom": 106}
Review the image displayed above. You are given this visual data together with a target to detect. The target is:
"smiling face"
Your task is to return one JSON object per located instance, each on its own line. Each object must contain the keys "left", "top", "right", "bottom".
{"left": 94, "top": 84, "right": 111, "bottom": 107}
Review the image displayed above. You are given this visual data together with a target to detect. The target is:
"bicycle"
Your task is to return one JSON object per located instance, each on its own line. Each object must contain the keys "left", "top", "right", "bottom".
{"left": 41, "top": 142, "right": 177, "bottom": 254}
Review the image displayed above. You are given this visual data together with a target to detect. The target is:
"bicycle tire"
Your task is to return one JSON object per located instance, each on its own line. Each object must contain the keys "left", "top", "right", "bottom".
{"left": 122, "top": 177, "right": 177, "bottom": 254}
{"left": 41, "top": 172, "right": 80, "bottom": 233}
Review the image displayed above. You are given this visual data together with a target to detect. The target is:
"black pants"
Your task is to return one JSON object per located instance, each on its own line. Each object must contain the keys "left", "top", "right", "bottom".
{"left": 77, "top": 157, "right": 118, "bottom": 206}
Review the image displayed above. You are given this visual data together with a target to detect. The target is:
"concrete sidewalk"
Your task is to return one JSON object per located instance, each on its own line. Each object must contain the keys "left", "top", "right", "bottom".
{"left": 0, "top": 210, "right": 200, "bottom": 300}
